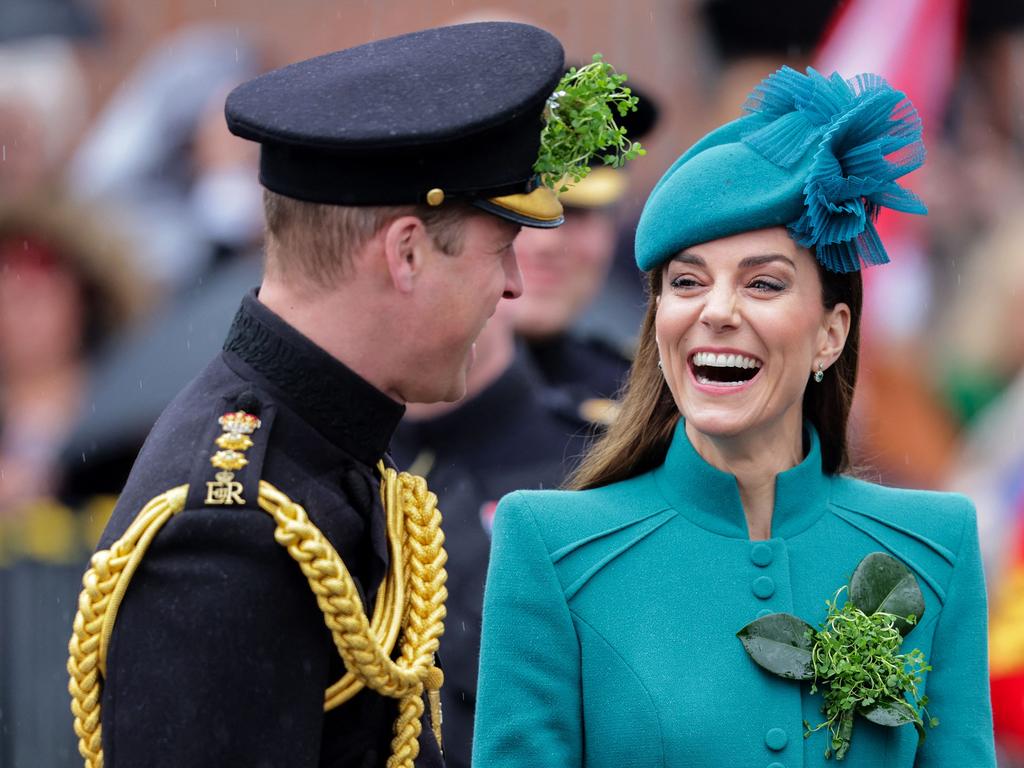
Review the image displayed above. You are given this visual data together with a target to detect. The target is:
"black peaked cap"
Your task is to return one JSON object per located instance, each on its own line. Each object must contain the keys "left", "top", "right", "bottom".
{"left": 226, "top": 22, "right": 565, "bottom": 206}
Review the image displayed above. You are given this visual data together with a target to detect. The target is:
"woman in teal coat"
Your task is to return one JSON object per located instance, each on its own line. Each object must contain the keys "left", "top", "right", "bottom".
{"left": 473, "top": 67, "right": 996, "bottom": 766}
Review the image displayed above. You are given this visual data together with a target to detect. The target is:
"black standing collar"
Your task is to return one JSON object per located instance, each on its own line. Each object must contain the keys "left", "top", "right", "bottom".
{"left": 222, "top": 290, "right": 405, "bottom": 466}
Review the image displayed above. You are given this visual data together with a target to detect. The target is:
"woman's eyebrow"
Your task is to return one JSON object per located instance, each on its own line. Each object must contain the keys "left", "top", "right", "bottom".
{"left": 671, "top": 253, "right": 706, "bottom": 266}
{"left": 738, "top": 254, "right": 796, "bottom": 269}
{"left": 670, "top": 253, "right": 796, "bottom": 269}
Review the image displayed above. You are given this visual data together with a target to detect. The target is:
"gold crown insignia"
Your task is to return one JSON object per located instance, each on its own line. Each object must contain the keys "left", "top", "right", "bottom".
{"left": 219, "top": 410, "right": 262, "bottom": 435}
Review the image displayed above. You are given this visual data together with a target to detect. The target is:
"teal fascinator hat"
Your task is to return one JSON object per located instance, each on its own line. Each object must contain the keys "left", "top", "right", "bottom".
{"left": 635, "top": 66, "right": 927, "bottom": 273}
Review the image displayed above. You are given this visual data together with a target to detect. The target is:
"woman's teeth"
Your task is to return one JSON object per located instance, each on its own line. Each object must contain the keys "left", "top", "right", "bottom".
{"left": 690, "top": 351, "right": 763, "bottom": 386}
{"left": 691, "top": 351, "right": 762, "bottom": 369}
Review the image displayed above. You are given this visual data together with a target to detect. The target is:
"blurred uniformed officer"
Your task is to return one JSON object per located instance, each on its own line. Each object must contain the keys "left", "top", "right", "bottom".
{"left": 391, "top": 299, "right": 590, "bottom": 768}
{"left": 66, "top": 22, "right": 570, "bottom": 768}
{"left": 514, "top": 83, "right": 660, "bottom": 423}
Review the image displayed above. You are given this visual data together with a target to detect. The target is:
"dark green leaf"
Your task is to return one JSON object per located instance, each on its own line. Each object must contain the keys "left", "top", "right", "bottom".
{"left": 736, "top": 613, "right": 815, "bottom": 680}
{"left": 860, "top": 699, "right": 919, "bottom": 727}
{"left": 849, "top": 552, "right": 925, "bottom": 635}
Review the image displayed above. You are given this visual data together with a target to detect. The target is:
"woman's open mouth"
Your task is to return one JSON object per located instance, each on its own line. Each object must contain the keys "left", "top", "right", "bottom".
{"left": 688, "top": 351, "right": 763, "bottom": 388}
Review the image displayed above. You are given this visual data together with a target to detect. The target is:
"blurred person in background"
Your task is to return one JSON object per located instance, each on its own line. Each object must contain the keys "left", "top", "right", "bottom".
{"left": 930, "top": 2, "right": 1024, "bottom": 432}
{"left": 696, "top": 0, "right": 842, "bottom": 123}
{"left": 0, "top": 195, "right": 143, "bottom": 768}
{"left": 952, "top": 360, "right": 1024, "bottom": 766}
{"left": 0, "top": 198, "right": 142, "bottom": 518}
{"left": 937, "top": 214, "right": 1024, "bottom": 444}
{"left": 67, "top": 24, "right": 265, "bottom": 292}
{"left": 942, "top": 213, "right": 1024, "bottom": 766}
{"left": 514, "top": 79, "right": 659, "bottom": 423}
{"left": 391, "top": 296, "right": 590, "bottom": 768}
{"left": 0, "top": 35, "right": 91, "bottom": 200}
{"left": 845, "top": 0, "right": 1024, "bottom": 494}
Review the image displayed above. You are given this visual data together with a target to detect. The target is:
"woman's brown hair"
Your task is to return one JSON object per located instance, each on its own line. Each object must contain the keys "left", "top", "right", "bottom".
{"left": 568, "top": 253, "right": 863, "bottom": 490}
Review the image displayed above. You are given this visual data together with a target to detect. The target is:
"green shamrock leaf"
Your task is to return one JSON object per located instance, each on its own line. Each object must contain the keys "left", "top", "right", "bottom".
{"left": 849, "top": 552, "right": 925, "bottom": 636}
{"left": 736, "top": 613, "right": 815, "bottom": 680}
{"left": 533, "top": 54, "right": 645, "bottom": 191}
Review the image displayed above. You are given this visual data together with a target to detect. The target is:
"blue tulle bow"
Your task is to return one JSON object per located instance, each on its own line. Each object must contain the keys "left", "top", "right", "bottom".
{"left": 741, "top": 67, "right": 927, "bottom": 273}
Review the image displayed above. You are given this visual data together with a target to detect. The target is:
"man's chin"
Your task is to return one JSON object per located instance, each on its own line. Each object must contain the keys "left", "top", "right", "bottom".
{"left": 434, "top": 369, "right": 470, "bottom": 405}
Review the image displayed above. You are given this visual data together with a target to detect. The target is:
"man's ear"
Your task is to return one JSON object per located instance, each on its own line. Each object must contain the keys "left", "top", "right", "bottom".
{"left": 382, "top": 215, "right": 429, "bottom": 293}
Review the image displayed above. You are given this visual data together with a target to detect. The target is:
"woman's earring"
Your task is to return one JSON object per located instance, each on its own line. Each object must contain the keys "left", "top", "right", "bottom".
{"left": 657, "top": 359, "right": 664, "bottom": 372}
{"left": 813, "top": 362, "right": 825, "bottom": 383}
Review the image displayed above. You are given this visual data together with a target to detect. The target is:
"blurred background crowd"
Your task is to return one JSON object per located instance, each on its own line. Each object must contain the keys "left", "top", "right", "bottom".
{"left": 1, "top": 0, "right": 1023, "bottom": 765}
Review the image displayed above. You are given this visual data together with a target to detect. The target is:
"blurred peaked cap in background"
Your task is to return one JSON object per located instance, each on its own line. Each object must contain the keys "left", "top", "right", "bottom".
{"left": 225, "top": 21, "right": 567, "bottom": 228}
{"left": 557, "top": 71, "right": 661, "bottom": 210}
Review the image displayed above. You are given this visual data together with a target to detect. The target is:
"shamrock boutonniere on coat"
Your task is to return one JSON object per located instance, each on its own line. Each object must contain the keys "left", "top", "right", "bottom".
{"left": 736, "top": 552, "right": 938, "bottom": 760}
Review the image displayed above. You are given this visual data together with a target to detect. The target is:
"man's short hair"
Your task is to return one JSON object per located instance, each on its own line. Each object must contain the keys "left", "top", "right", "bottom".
{"left": 263, "top": 189, "right": 473, "bottom": 288}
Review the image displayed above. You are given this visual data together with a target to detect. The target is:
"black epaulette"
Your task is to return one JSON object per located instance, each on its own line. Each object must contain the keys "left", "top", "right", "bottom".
{"left": 183, "top": 389, "right": 277, "bottom": 511}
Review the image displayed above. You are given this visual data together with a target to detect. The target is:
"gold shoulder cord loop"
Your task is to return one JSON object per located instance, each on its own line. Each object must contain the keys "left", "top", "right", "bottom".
{"left": 67, "top": 464, "right": 447, "bottom": 768}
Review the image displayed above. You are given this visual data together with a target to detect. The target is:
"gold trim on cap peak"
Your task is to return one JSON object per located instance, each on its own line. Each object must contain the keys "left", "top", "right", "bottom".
{"left": 487, "top": 185, "right": 564, "bottom": 222}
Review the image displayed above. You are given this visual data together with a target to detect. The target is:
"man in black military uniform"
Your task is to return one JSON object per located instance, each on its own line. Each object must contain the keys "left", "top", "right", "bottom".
{"left": 66, "top": 22, "right": 571, "bottom": 768}
{"left": 391, "top": 298, "right": 590, "bottom": 768}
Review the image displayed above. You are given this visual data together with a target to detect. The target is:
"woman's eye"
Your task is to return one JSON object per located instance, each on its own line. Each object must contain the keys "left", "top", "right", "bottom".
{"left": 749, "top": 277, "right": 785, "bottom": 292}
{"left": 669, "top": 275, "right": 701, "bottom": 289}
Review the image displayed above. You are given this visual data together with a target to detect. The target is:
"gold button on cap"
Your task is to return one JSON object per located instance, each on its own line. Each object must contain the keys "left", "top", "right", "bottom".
{"left": 426, "top": 188, "right": 445, "bottom": 206}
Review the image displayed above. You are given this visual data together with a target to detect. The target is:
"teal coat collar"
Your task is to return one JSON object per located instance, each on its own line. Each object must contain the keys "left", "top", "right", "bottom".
{"left": 652, "top": 419, "right": 832, "bottom": 540}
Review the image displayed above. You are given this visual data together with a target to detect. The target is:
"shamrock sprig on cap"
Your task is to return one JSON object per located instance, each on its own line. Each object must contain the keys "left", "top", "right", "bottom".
{"left": 534, "top": 54, "right": 646, "bottom": 192}
{"left": 736, "top": 552, "right": 937, "bottom": 760}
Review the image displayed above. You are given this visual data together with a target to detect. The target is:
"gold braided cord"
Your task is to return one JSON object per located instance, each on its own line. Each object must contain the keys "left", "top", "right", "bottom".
{"left": 323, "top": 464, "right": 410, "bottom": 708}
{"left": 67, "top": 469, "right": 447, "bottom": 768}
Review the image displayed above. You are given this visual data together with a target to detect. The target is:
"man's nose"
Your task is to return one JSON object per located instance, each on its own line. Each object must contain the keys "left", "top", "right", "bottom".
{"left": 503, "top": 250, "right": 524, "bottom": 299}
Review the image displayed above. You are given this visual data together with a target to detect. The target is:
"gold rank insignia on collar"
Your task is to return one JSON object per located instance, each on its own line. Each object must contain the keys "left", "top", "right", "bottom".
{"left": 206, "top": 410, "right": 262, "bottom": 505}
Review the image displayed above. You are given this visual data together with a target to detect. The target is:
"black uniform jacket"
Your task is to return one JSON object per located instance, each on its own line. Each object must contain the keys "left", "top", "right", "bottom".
{"left": 526, "top": 333, "right": 632, "bottom": 404}
{"left": 391, "top": 352, "right": 590, "bottom": 768}
{"left": 96, "top": 291, "right": 443, "bottom": 768}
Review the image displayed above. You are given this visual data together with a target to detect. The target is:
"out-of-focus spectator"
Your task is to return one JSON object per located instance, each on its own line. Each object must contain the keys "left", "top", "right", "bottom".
{"left": 697, "top": 0, "right": 842, "bottom": 124}
{"left": 0, "top": 195, "right": 143, "bottom": 516}
{"left": 514, "top": 76, "right": 659, "bottom": 418}
{"left": 0, "top": 36, "right": 89, "bottom": 198}
{"left": 0, "top": 195, "right": 144, "bottom": 518}
{"left": 0, "top": 193, "right": 143, "bottom": 768}
{"left": 951, "top": 369, "right": 1024, "bottom": 765}
{"left": 944, "top": 212, "right": 1024, "bottom": 765}
{"left": 936, "top": 214, "right": 1024, "bottom": 429}
{"left": 68, "top": 24, "right": 264, "bottom": 290}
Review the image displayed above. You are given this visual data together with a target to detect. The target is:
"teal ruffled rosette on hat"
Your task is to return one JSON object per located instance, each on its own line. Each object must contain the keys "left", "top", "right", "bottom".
{"left": 635, "top": 66, "right": 927, "bottom": 273}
